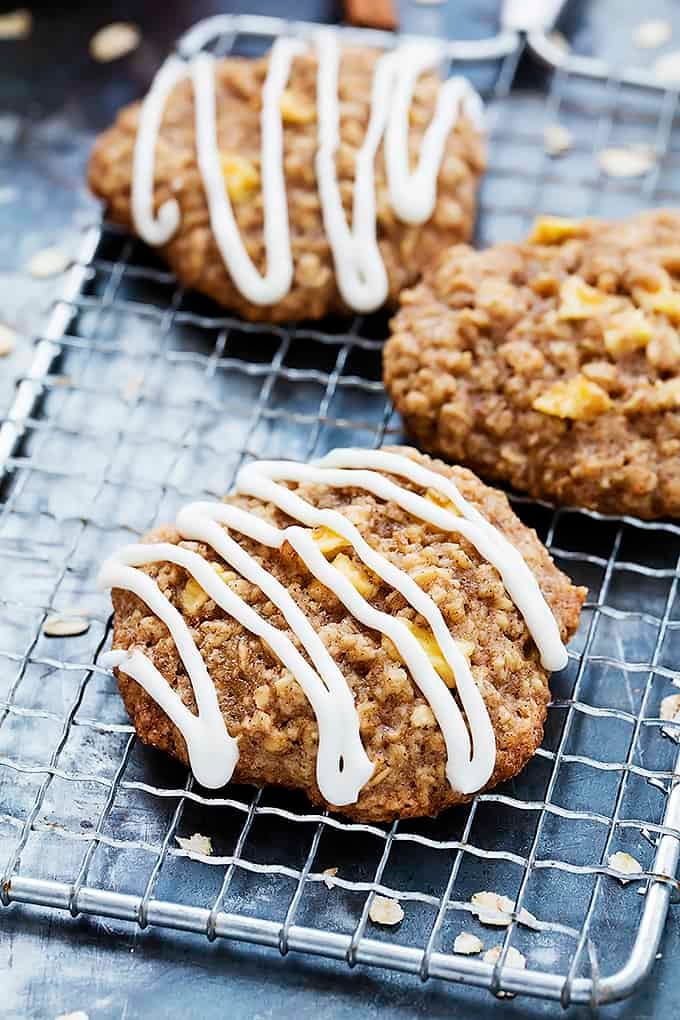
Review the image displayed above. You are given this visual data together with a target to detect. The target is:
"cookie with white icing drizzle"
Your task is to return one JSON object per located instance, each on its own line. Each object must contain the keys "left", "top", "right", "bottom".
{"left": 88, "top": 37, "right": 485, "bottom": 322}
{"left": 99, "top": 447, "right": 585, "bottom": 821}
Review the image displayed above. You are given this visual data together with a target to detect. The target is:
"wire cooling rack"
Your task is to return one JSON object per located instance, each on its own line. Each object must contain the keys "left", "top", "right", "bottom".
{"left": 2, "top": 8, "right": 680, "bottom": 1009}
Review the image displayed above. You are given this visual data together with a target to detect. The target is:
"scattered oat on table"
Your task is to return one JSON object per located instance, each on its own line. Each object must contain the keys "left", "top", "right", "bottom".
{"left": 121, "top": 374, "right": 144, "bottom": 403}
{"left": 654, "top": 50, "right": 680, "bottom": 85}
{"left": 175, "top": 833, "right": 213, "bottom": 856}
{"left": 597, "top": 145, "right": 655, "bottom": 178}
{"left": 484, "top": 944, "right": 526, "bottom": 969}
{"left": 547, "top": 30, "right": 570, "bottom": 55}
{"left": 471, "top": 890, "right": 514, "bottom": 926}
{"left": 660, "top": 693, "right": 680, "bottom": 739}
{"left": 90, "top": 22, "right": 141, "bottom": 63}
{"left": 608, "top": 851, "right": 642, "bottom": 883}
{"left": 369, "top": 895, "right": 404, "bottom": 926}
{"left": 322, "top": 866, "right": 338, "bottom": 889}
{"left": 544, "top": 123, "right": 572, "bottom": 157}
{"left": 43, "top": 615, "right": 90, "bottom": 638}
{"left": 516, "top": 906, "right": 540, "bottom": 930}
{"left": 454, "top": 931, "right": 483, "bottom": 955}
{"left": 483, "top": 945, "right": 526, "bottom": 995}
{"left": 26, "top": 246, "right": 70, "bottom": 279}
{"left": 470, "top": 890, "right": 538, "bottom": 929}
{"left": 660, "top": 694, "right": 680, "bottom": 720}
{"left": 0, "top": 323, "right": 16, "bottom": 357}
{"left": 633, "top": 19, "right": 672, "bottom": 49}
{"left": 0, "top": 8, "right": 31, "bottom": 40}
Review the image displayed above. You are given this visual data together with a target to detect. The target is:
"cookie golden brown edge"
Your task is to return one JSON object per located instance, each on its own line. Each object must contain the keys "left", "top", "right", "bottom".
{"left": 385, "top": 210, "right": 680, "bottom": 520}
{"left": 107, "top": 447, "right": 585, "bottom": 822}
{"left": 88, "top": 46, "right": 485, "bottom": 323}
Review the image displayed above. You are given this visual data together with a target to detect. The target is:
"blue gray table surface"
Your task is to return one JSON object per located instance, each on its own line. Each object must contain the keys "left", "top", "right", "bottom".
{"left": 2, "top": 0, "right": 680, "bottom": 1017}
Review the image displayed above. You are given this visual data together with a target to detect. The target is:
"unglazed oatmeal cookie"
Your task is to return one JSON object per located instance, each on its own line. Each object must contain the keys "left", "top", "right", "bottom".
{"left": 88, "top": 33, "right": 485, "bottom": 322}
{"left": 384, "top": 210, "right": 680, "bottom": 519}
{"left": 99, "top": 447, "right": 584, "bottom": 822}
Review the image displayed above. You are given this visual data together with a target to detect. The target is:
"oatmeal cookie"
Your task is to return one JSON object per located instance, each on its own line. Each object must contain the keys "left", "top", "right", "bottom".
{"left": 385, "top": 210, "right": 680, "bottom": 519}
{"left": 102, "top": 447, "right": 584, "bottom": 822}
{"left": 88, "top": 44, "right": 485, "bottom": 322}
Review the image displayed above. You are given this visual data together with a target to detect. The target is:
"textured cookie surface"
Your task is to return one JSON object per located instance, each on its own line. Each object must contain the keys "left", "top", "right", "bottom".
{"left": 88, "top": 47, "right": 484, "bottom": 323}
{"left": 385, "top": 210, "right": 680, "bottom": 519}
{"left": 108, "top": 448, "right": 584, "bottom": 821}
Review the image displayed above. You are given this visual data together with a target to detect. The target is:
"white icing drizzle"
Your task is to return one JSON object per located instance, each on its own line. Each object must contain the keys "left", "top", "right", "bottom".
{"left": 313, "top": 449, "right": 567, "bottom": 672}
{"left": 99, "top": 538, "right": 370, "bottom": 803}
{"left": 130, "top": 32, "right": 484, "bottom": 311}
{"left": 314, "top": 29, "right": 390, "bottom": 312}
{"left": 191, "top": 41, "right": 304, "bottom": 305}
{"left": 98, "top": 549, "right": 237, "bottom": 789}
{"left": 385, "top": 42, "right": 485, "bottom": 226}
{"left": 132, "top": 55, "right": 187, "bottom": 246}
{"left": 98, "top": 449, "right": 567, "bottom": 805}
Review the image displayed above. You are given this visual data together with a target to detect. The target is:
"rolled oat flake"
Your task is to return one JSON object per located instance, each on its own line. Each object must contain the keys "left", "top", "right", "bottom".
{"left": 43, "top": 615, "right": 90, "bottom": 638}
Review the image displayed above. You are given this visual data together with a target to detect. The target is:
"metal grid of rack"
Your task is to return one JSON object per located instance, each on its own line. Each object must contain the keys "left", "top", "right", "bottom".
{"left": 2, "top": 11, "right": 680, "bottom": 1008}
